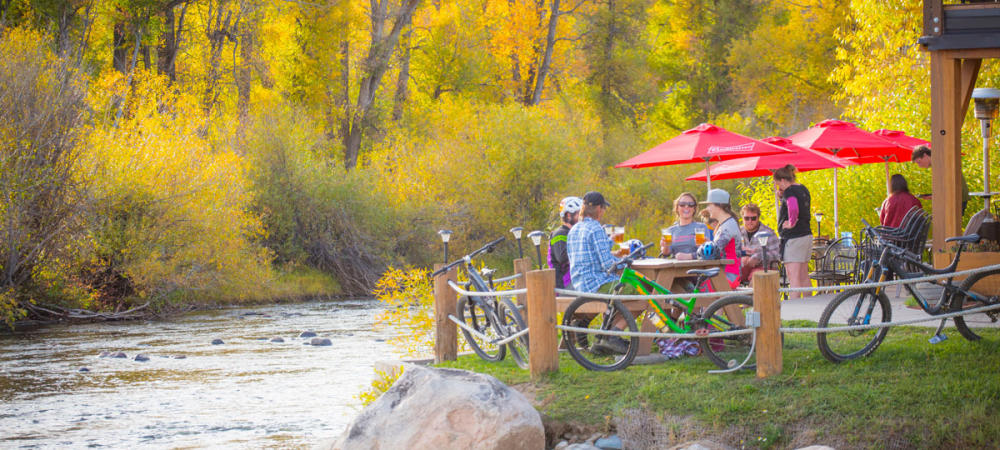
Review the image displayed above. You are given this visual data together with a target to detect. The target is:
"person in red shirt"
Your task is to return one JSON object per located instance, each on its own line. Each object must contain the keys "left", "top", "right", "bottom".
{"left": 880, "top": 174, "right": 922, "bottom": 228}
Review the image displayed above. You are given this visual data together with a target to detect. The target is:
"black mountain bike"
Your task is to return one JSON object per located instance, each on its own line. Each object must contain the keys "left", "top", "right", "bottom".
{"left": 431, "top": 237, "right": 530, "bottom": 369}
{"left": 817, "top": 219, "right": 1000, "bottom": 363}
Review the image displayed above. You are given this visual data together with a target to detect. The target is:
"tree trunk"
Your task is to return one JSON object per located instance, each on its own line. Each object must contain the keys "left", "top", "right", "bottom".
{"left": 530, "top": 0, "right": 560, "bottom": 105}
{"left": 392, "top": 22, "right": 413, "bottom": 121}
{"left": 341, "top": 0, "right": 421, "bottom": 170}
{"left": 113, "top": 21, "right": 130, "bottom": 74}
{"left": 203, "top": 0, "right": 233, "bottom": 114}
{"left": 236, "top": 0, "right": 259, "bottom": 136}
{"left": 158, "top": 0, "right": 188, "bottom": 81}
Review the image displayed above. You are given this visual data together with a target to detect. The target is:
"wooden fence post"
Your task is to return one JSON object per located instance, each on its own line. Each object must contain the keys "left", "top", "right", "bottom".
{"left": 513, "top": 258, "right": 531, "bottom": 307}
{"left": 753, "top": 270, "right": 782, "bottom": 378}
{"left": 433, "top": 264, "right": 458, "bottom": 363}
{"left": 526, "top": 268, "right": 558, "bottom": 378}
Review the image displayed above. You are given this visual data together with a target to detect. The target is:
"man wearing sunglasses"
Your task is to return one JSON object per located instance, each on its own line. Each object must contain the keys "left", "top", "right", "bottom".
{"left": 738, "top": 203, "right": 780, "bottom": 285}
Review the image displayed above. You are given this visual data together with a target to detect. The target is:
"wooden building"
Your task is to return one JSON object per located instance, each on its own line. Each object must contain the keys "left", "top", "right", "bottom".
{"left": 920, "top": 0, "right": 1000, "bottom": 251}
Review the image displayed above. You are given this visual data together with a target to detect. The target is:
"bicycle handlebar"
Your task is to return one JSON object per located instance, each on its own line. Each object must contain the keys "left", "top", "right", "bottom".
{"left": 607, "top": 242, "right": 655, "bottom": 274}
{"left": 430, "top": 237, "right": 506, "bottom": 277}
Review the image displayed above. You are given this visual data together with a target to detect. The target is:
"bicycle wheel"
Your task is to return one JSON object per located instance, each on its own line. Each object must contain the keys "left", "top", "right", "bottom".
{"left": 498, "top": 297, "right": 530, "bottom": 369}
{"left": 456, "top": 295, "right": 506, "bottom": 362}
{"left": 700, "top": 295, "right": 755, "bottom": 371}
{"left": 562, "top": 297, "right": 639, "bottom": 371}
{"left": 816, "top": 288, "right": 891, "bottom": 363}
{"left": 953, "top": 268, "right": 1000, "bottom": 341}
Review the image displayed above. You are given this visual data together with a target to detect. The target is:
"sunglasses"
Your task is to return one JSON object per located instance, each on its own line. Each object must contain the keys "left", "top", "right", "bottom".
{"left": 743, "top": 216, "right": 759, "bottom": 221}
{"left": 678, "top": 202, "right": 697, "bottom": 208}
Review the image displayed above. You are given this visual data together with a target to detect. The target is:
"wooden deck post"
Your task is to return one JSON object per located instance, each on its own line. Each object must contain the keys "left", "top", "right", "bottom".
{"left": 513, "top": 258, "right": 531, "bottom": 307}
{"left": 526, "top": 268, "right": 558, "bottom": 378}
{"left": 930, "top": 51, "right": 965, "bottom": 251}
{"left": 753, "top": 270, "right": 782, "bottom": 378}
{"left": 433, "top": 263, "right": 458, "bottom": 363}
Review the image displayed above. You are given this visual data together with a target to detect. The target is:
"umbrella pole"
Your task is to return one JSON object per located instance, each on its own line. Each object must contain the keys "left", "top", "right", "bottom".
{"left": 705, "top": 159, "right": 712, "bottom": 194}
{"left": 884, "top": 158, "right": 891, "bottom": 197}
{"left": 834, "top": 168, "right": 840, "bottom": 238}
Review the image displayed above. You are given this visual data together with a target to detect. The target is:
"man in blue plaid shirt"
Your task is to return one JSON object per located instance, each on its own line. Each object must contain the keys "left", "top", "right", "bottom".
{"left": 567, "top": 191, "right": 620, "bottom": 293}
{"left": 567, "top": 191, "right": 632, "bottom": 354}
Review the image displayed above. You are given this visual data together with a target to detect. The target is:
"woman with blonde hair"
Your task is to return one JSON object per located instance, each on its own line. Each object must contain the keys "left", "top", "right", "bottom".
{"left": 774, "top": 164, "right": 812, "bottom": 299}
{"left": 659, "top": 192, "right": 709, "bottom": 260}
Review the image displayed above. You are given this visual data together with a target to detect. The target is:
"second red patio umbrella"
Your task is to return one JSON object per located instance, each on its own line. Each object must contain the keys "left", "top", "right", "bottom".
{"left": 616, "top": 123, "right": 791, "bottom": 195}
{"left": 685, "top": 137, "right": 856, "bottom": 229}
{"left": 788, "top": 120, "right": 910, "bottom": 236}
{"left": 684, "top": 137, "right": 857, "bottom": 181}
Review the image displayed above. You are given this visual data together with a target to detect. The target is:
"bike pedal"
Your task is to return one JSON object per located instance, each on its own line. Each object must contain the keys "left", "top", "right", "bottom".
{"left": 928, "top": 333, "right": 948, "bottom": 344}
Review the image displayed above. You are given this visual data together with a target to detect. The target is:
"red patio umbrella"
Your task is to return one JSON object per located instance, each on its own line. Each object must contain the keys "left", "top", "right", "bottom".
{"left": 684, "top": 137, "right": 856, "bottom": 181}
{"left": 685, "top": 137, "right": 857, "bottom": 232}
{"left": 787, "top": 120, "right": 910, "bottom": 236}
{"left": 616, "top": 123, "right": 791, "bottom": 194}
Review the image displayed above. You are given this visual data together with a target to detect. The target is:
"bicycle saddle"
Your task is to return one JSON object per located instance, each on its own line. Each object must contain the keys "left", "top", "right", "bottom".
{"left": 480, "top": 268, "right": 497, "bottom": 278}
{"left": 945, "top": 234, "right": 980, "bottom": 244}
{"left": 686, "top": 268, "right": 720, "bottom": 278}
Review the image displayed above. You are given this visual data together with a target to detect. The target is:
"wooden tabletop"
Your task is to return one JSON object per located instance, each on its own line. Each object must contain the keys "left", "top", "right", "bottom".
{"left": 630, "top": 257, "right": 734, "bottom": 269}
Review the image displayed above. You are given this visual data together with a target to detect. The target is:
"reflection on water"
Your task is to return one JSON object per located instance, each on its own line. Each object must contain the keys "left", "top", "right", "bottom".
{"left": 0, "top": 299, "right": 406, "bottom": 448}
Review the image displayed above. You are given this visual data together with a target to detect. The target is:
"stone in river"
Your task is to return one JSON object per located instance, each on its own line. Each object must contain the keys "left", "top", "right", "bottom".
{"left": 79, "top": 367, "right": 90, "bottom": 372}
{"left": 310, "top": 338, "right": 332, "bottom": 346}
{"left": 110, "top": 352, "right": 127, "bottom": 358}
{"left": 299, "top": 331, "right": 318, "bottom": 338}
{"left": 134, "top": 354, "right": 150, "bottom": 362}
{"left": 174, "top": 355, "right": 187, "bottom": 359}
{"left": 99, "top": 351, "right": 110, "bottom": 358}
{"left": 211, "top": 339, "right": 225, "bottom": 345}
{"left": 270, "top": 337, "right": 285, "bottom": 343}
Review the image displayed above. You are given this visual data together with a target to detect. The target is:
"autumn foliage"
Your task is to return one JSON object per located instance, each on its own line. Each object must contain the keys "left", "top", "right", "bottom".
{"left": 2, "top": 0, "right": 999, "bottom": 326}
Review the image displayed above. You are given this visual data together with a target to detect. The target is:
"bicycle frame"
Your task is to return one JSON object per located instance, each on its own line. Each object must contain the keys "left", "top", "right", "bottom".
{"left": 858, "top": 226, "right": 975, "bottom": 316}
{"left": 617, "top": 266, "right": 722, "bottom": 334}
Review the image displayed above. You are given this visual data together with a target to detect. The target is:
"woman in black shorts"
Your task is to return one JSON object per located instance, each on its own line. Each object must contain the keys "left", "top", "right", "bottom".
{"left": 774, "top": 165, "right": 812, "bottom": 299}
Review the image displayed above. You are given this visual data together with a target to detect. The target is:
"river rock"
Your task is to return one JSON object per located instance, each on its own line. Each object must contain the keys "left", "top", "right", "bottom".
{"left": 99, "top": 351, "right": 110, "bottom": 358}
{"left": 211, "top": 339, "right": 224, "bottom": 345}
{"left": 270, "top": 337, "right": 285, "bottom": 343}
{"left": 326, "top": 365, "right": 544, "bottom": 450}
{"left": 173, "top": 355, "right": 187, "bottom": 359}
{"left": 310, "top": 338, "right": 332, "bottom": 346}
{"left": 299, "top": 331, "right": 318, "bottom": 338}
{"left": 110, "top": 352, "right": 127, "bottom": 358}
{"left": 79, "top": 367, "right": 90, "bottom": 372}
{"left": 134, "top": 354, "right": 150, "bottom": 362}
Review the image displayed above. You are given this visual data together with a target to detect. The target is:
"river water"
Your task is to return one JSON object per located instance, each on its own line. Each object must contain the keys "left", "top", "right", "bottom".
{"left": 0, "top": 299, "right": 409, "bottom": 448}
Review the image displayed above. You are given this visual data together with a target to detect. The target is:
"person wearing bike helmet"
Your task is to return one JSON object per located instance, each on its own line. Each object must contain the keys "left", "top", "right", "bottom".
{"left": 547, "top": 196, "right": 582, "bottom": 289}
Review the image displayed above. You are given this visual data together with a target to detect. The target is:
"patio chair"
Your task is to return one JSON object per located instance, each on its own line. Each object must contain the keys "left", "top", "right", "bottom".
{"left": 809, "top": 236, "right": 859, "bottom": 290}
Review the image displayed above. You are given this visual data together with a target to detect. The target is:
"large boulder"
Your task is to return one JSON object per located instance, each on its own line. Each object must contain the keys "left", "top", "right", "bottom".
{"left": 327, "top": 365, "right": 544, "bottom": 450}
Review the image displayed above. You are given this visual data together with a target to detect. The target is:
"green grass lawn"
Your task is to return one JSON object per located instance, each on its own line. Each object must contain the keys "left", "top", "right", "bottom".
{"left": 436, "top": 321, "right": 1000, "bottom": 449}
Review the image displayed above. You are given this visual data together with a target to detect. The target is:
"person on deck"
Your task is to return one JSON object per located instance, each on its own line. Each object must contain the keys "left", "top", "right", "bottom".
{"left": 738, "top": 203, "right": 780, "bottom": 285}
{"left": 547, "top": 196, "right": 583, "bottom": 289}
{"left": 880, "top": 174, "right": 922, "bottom": 228}
{"left": 700, "top": 189, "right": 743, "bottom": 288}
{"left": 774, "top": 164, "right": 813, "bottom": 299}
{"left": 912, "top": 145, "right": 968, "bottom": 214}
{"left": 659, "top": 192, "right": 709, "bottom": 260}
{"left": 567, "top": 191, "right": 630, "bottom": 354}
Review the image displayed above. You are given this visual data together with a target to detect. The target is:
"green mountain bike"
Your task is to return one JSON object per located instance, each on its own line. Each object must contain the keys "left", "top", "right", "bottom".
{"left": 562, "top": 243, "right": 756, "bottom": 371}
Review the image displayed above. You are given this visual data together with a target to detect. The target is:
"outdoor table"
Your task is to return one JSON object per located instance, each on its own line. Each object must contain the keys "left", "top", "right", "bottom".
{"left": 627, "top": 257, "right": 736, "bottom": 356}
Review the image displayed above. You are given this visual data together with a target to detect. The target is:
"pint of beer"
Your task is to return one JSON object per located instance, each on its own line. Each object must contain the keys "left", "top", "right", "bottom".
{"left": 695, "top": 229, "right": 706, "bottom": 245}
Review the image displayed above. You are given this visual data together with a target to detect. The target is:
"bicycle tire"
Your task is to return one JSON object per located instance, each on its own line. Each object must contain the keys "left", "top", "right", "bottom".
{"left": 498, "top": 297, "right": 530, "bottom": 369}
{"left": 816, "top": 288, "right": 891, "bottom": 363}
{"left": 562, "top": 297, "right": 639, "bottom": 371}
{"left": 456, "top": 295, "right": 506, "bottom": 362}
{"left": 953, "top": 268, "right": 1000, "bottom": 341}
{"left": 700, "top": 295, "right": 756, "bottom": 371}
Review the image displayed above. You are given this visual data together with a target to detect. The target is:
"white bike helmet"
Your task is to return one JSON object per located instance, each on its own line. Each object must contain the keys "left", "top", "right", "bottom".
{"left": 560, "top": 196, "right": 583, "bottom": 216}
